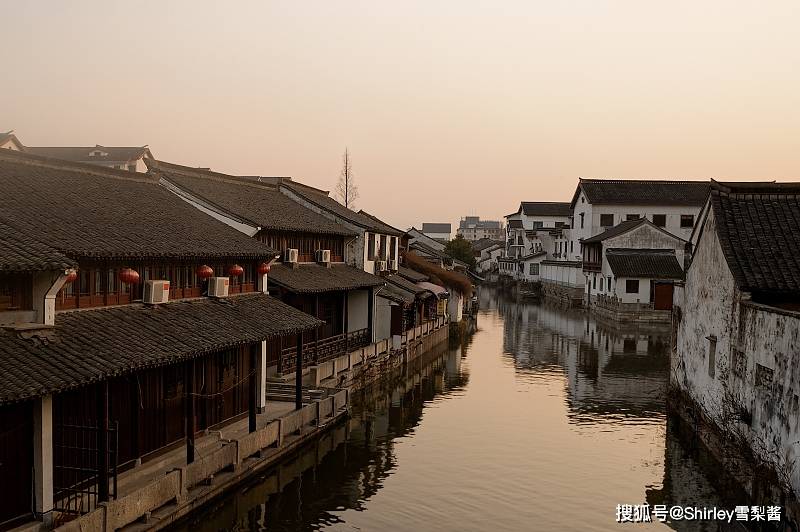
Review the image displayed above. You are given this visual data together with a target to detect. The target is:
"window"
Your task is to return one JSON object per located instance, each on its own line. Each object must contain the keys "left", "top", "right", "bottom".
{"left": 652, "top": 214, "right": 666, "bottom": 227}
{"left": 707, "top": 336, "right": 717, "bottom": 378}
{"left": 625, "top": 280, "right": 639, "bottom": 294}
{"left": 379, "top": 234, "right": 387, "bottom": 259}
{"left": 570, "top": 241, "right": 573, "bottom": 254}
{"left": 128, "top": 164, "right": 137, "bottom": 172}
{"left": 626, "top": 214, "right": 639, "bottom": 221}
{"left": 529, "top": 263, "right": 539, "bottom": 275}
{"left": 755, "top": 364, "right": 774, "bottom": 388}
{"left": 592, "top": 275, "right": 596, "bottom": 290}
{"left": 599, "top": 277, "right": 604, "bottom": 291}
{"left": 533, "top": 221, "right": 543, "bottom": 229}
{"left": 580, "top": 213, "right": 585, "bottom": 229}
{"left": 600, "top": 214, "right": 614, "bottom": 227}
{"left": 607, "top": 276, "right": 612, "bottom": 292}
{"left": 680, "top": 215, "right": 695, "bottom": 228}
{"left": 367, "top": 233, "right": 375, "bottom": 259}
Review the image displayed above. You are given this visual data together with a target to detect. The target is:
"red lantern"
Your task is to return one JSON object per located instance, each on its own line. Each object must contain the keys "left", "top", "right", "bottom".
{"left": 196, "top": 265, "right": 214, "bottom": 279}
{"left": 257, "top": 262, "right": 271, "bottom": 275}
{"left": 119, "top": 267, "right": 140, "bottom": 284}
{"left": 228, "top": 264, "right": 244, "bottom": 277}
{"left": 64, "top": 270, "right": 78, "bottom": 283}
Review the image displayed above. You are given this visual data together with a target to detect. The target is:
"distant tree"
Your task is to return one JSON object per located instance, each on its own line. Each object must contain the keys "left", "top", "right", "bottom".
{"left": 445, "top": 234, "right": 476, "bottom": 270}
{"left": 335, "top": 148, "right": 359, "bottom": 209}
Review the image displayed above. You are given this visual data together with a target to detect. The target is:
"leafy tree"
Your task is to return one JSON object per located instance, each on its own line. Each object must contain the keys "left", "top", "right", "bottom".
{"left": 335, "top": 148, "right": 359, "bottom": 209}
{"left": 445, "top": 234, "right": 476, "bottom": 270}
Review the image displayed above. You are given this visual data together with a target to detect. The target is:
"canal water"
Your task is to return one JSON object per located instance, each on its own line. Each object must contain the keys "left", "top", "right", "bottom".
{"left": 172, "top": 288, "right": 748, "bottom": 532}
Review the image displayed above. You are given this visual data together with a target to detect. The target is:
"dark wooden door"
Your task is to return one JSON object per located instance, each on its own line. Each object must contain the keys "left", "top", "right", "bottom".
{"left": 653, "top": 283, "right": 674, "bottom": 310}
{"left": 390, "top": 305, "right": 403, "bottom": 335}
{"left": 0, "top": 402, "right": 33, "bottom": 527}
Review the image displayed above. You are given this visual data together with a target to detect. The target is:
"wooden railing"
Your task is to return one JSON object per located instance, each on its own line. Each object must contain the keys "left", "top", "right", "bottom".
{"left": 279, "top": 328, "right": 370, "bottom": 374}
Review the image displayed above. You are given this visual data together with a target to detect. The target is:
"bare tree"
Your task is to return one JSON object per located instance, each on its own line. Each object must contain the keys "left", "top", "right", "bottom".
{"left": 336, "top": 148, "right": 359, "bottom": 209}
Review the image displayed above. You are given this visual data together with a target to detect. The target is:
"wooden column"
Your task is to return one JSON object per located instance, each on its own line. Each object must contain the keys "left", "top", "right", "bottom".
{"left": 367, "top": 287, "right": 374, "bottom": 343}
{"left": 314, "top": 295, "right": 320, "bottom": 364}
{"left": 343, "top": 291, "right": 349, "bottom": 352}
{"left": 186, "top": 359, "right": 195, "bottom": 464}
{"left": 96, "top": 380, "right": 110, "bottom": 503}
{"left": 295, "top": 333, "right": 303, "bottom": 410}
{"left": 249, "top": 344, "right": 257, "bottom": 433}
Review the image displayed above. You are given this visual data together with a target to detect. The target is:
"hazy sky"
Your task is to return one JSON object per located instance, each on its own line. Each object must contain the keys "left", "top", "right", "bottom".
{"left": 3, "top": 1, "right": 799, "bottom": 230}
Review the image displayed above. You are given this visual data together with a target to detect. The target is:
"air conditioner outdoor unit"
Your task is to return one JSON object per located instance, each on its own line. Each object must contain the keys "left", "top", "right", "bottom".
{"left": 285, "top": 248, "right": 299, "bottom": 263}
{"left": 389, "top": 259, "right": 398, "bottom": 271}
{"left": 315, "top": 249, "right": 331, "bottom": 263}
{"left": 143, "top": 280, "right": 170, "bottom": 304}
{"left": 208, "top": 276, "right": 229, "bottom": 298}
{"left": 376, "top": 260, "right": 387, "bottom": 272}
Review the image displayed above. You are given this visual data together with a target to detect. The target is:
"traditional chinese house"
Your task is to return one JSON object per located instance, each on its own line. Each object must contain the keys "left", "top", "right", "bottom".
{"left": 148, "top": 160, "right": 386, "bottom": 377}
{"left": 0, "top": 150, "right": 321, "bottom": 527}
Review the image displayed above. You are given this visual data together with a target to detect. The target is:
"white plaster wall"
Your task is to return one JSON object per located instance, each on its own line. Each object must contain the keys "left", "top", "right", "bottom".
{"left": 347, "top": 289, "right": 369, "bottom": 332}
{"left": 676, "top": 208, "right": 800, "bottom": 497}
{"left": 541, "top": 263, "right": 584, "bottom": 288}
{"left": 448, "top": 291, "right": 463, "bottom": 322}
{"left": 374, "top": 294, "right": 393, "bottom": 341}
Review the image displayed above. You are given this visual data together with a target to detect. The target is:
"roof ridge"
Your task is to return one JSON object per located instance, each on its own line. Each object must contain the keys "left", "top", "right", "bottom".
{"left": 0, "top": 148, "right": 157, "bottom": 184}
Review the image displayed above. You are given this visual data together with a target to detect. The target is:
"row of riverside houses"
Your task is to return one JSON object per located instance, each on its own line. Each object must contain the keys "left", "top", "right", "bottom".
{"left": 0, "top": 147, "right": 470, "bottom": 530}
{"left": 498, "top": 176, "right": 800, "bottom": 512}
{"left": 496, "top": 178, "right": 710, "bottom": 322}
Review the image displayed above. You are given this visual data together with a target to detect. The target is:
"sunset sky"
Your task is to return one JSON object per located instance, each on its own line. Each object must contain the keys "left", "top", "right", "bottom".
{"left": 3, "top": 1, "right": 799, "bottom": 230}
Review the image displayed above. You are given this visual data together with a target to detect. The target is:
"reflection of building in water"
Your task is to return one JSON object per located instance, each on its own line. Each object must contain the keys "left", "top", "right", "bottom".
{"left": 645, "top": 416, "right": 748, "bottom": 532}
{"left": 174, "top": 344, "right": 468, "bottom": 532}
{"left": 500, "top": 298, "right": 669, "bottom": 422}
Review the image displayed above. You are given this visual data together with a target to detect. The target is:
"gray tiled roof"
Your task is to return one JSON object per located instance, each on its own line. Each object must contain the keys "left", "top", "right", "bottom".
{"left": 520, "top": 202, "right": 572, "bottom": 217}
{"left": 0, "top": 150, "right": 277, "bottom": 260}
{"left": 398, "top": 265, "right": 429, "bottom": 283}
{"left": 0, "top": 220, "right": 76, "bottom": 272}
{"left": 269, "top": 263, "right": 385, "bottom": 293}
{"left": 283, "top": 183, "right": 403, "bottom": 236}
{"left": 605, "top": 249, "right": 684, "bottom": 279}
{"left": 26, "top": 146, "right": 150, "bottom": 163}
{"left": 582, "top": 219, "right": 647, "bottom": 243}
{"left": 422, "top": 223, "right": 451, "bottom": 233}
{"left": 573, "top": 179, "right": 710, "bottom": 207}
{"left": 386, "top": 273, "right": 431, "bottom": 298}
{"left": 710, "top": 181, "right": 800, "bottom": 294}
{"left": 0, "top": 293, "right": 321, "bottom": 404}
{"left": 149, "top": 160, "right": 356, "bottom": 236}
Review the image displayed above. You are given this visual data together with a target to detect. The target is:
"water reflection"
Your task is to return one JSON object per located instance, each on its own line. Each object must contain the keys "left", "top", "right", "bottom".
{"left": 171, "top": 288, "right": 760, "bottom": 532}
{"left": 499, "top": 298, "right": 669, "bottom": 424}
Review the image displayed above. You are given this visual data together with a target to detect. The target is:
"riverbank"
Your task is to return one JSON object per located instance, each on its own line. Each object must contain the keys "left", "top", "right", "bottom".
{"left": 32, "top": 316, "right": 462, "bottom": 532}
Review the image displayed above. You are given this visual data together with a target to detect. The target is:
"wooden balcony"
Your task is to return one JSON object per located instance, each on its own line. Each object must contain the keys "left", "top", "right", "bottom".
{"left": 279, "top": 328, "right": 370, "bottom": 374}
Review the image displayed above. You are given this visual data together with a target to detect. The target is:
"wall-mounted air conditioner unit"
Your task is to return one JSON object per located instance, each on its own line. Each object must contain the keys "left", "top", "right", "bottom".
{"left": 389, "top": 259, "right": 398, "bottom": 271}
{"left": 285, "top": 248, "right": 299, "bottom": 263}
{"left": 144, "top": 280, "right": 170, "bottom": 304}
{"left": 376, "top": 260, "right": 387, "bottom": 272}
{"left": 315, "top": 249, "right": 331, "bottom": 263}
{"left": 208, "top": 276, "right": 229, "bottom": 298}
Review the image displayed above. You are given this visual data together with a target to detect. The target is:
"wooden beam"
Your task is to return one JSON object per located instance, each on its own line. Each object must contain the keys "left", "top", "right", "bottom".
{"left": 295, "top": 334, "right": 303, "bottom": 410}
{"left": 186, "top": 359, "right": 195, "bottom": 464}
{"left": 96, "top": 380, "right": 109, "bottom": 503}
{"left": 249, "top": 344, "right": 257, "bottom": 433}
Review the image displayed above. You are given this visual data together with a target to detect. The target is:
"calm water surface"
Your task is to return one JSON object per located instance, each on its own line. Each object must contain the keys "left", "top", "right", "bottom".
{"left": 173, "top": 288, "right": 745, "bottom": 532}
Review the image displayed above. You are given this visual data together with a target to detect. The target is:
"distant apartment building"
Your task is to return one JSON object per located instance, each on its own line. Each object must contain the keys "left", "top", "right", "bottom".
{"left": 457, "top": 216, "right": 503, "bottom": 241}
{"left": 421, "top": 222, "right": 452, "bottom": 242}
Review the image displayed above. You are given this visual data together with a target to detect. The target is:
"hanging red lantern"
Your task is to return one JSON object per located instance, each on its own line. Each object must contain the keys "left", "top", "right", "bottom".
{"left": 64, "top": 270, "right": 78, "bottom": 283}
{"left": 227, "top": 264, "right": 244, "bottom": 277}
{"left": 119, "top": 267, "right": 140, "bottom": 284}
{"left": 196, "top": 265, "right": 214, "bottom": 279}
{"left": 257, "top": 262, "right": 271, "bottom": 275}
